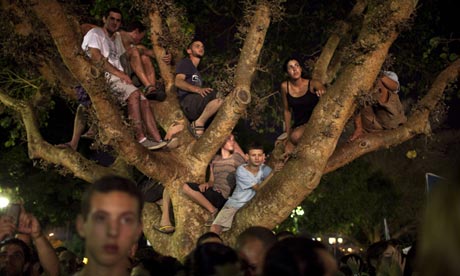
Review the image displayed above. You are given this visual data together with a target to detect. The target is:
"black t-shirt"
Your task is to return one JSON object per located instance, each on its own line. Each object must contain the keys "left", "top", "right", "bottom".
{"left": 175, "top": 58, "right": 202, "bottom": 99}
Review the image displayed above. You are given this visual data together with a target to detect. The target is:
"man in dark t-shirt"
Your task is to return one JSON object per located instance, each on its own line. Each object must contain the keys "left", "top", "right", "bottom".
{"left": 175, "top": 40, "right": 223, "bottom": 138}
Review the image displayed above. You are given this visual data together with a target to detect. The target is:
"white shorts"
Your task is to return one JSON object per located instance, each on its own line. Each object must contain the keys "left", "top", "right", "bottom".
{"left": 212, "top": 206, "right": 240, "bottom": 232}
{"left": 106, "top": 74, "right": 146, "bottom": 102}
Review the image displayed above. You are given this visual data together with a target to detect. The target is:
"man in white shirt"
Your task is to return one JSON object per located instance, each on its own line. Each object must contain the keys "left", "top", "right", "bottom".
{"left": 81, "top": 8, "right": 166, "bottom": 150}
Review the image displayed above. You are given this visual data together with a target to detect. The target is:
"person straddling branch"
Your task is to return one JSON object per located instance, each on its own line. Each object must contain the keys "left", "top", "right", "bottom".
{"left": 210, "top": 143, "right": 274, "bottom": 235}
{"left": 0, "top": 206, "right": 60, "bottom": 276}
{"left": 280, "top": 57, "right": 326, "bottom": 157}
{"left": 348, "top": 70, "right": 407, "bottom": 142}
{"left": 81, "top": 8, "right": 166, "bottom": 150}
{"left": 154, "top": 134, "right": 246, "bottom": 234}
{"left": 175, "top": 40, "right": 223, "bottom": 139}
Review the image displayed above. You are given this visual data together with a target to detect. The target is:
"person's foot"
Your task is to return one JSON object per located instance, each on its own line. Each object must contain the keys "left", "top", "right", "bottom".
{"left": 348, "top": 129, "right": 364, "bottom": 142}
{"left": 165, "top": 137, "right": 179, "bottom": 149}
{"left": 205, "top": 209, "right": 218, "bottom": 227}
{"left": 188, "top": 121, "right": 205, "bottom": 139}
{"left": 140, "top": 138, "right": 167, "bottom": 150}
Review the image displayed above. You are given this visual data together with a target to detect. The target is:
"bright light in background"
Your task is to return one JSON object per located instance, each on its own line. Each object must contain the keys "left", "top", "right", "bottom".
{"left": 82, "top": 257, "right": 88, "bottom": 264}
{"left": 294, "top": 206, "right": 304, "bottom": 216}
{"left": 328, "top": 237, "right": 336, "bottom": 245}
{"left": 337, "top": 237, "right": 343, "bottom": 244}
{"left": 48, "top": 233, "right": 54, "bottom": 237}
{"left": 0, "top": 196, "right": 10, "bottom": 208}
{"left": 347, "top": 247, "right": 353, "bottom": 253}
{"left": 290, "top": 206, "right": 305, "bottom": 218}
{"left": 316, "top": 237, "right": 322, "bottom": 242}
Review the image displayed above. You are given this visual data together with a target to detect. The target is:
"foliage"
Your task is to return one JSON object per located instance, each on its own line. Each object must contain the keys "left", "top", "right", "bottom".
{"left": 0, "top": 144, "right": 85, "bottom": 226}
{"left": 277, "top": 159, "right": 404, "bottom": 246}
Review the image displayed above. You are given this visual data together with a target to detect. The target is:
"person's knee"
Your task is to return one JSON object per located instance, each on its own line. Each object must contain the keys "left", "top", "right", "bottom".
{"left": 182, "top": 183, "right": 191, "bottom": 194}
{"left": 127, "top": 90, "right": 141, "bottom": 102}
{"left": 141, "top": 54, "right": 153, "bottom": 66}
{"left": 291, "top": 127, "right": 305, "bottom": 143}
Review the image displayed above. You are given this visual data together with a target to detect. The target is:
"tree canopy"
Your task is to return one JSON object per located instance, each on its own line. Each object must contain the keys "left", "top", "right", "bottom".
{"left": 0, "top": 0, "right": 459, "bottom": 259}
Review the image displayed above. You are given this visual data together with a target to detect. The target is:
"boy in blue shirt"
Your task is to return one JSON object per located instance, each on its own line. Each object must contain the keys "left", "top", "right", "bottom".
{"left": 210, "top": 143, "right": 272, "bottom": 234}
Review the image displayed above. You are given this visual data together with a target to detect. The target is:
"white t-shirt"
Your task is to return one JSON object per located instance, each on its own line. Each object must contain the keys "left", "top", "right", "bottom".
{"left": 81, "top": 27, "right": 124, "bottom": 72}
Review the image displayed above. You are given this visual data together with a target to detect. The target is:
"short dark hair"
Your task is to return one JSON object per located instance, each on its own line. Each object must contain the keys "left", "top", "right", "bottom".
{"left": 197, "top": 232, "right": 223, "bottom": 246}
{"left": 0, "top": 238, "right": 32, "bottom": 263}
{"left": 236, "top": 226, "right": 276, "bottom": 251}
{"left": 80, "top": 175, "right": 144, "bottom": 221}
{"left": 246, "top": 142, "right": 264, "bottom": 153}
{"left": 263, "top": 237, "right": 326, "bottom": 276}
{"left": 123, "top": 21, "right": 146, "bottom": 33}
{"left": 187, "top": 39, "right": 203, "bottom": 49}
{"left": 104, "top": 8, "right": 123, "bottom": 20}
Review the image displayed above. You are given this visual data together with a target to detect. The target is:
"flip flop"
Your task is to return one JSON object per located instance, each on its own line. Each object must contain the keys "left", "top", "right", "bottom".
{"left": 154, "top": 225, "right": 175, "bottom": 234}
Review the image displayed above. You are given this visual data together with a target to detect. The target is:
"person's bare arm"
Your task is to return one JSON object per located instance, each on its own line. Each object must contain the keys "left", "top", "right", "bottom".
{"left": 87, "top": 47, "right": 132, "bottom": 84}
{"left": 18, "top": 211, "right": 59, "bottom": 276}
{"left": 175, "top": 73, "right": 213, "bottom": 97}
{"left": 310, "top": 79, "right": 326, "bottom": 96}
{"left": 281, "top": 81, "right": 292, "bottom": 134}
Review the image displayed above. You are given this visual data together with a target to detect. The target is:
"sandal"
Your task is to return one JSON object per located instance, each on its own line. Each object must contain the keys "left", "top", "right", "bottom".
{"left": 187, "top": 121, "right": 205, "bottom": 139}
{"left": 153, "top": 225, "right": 175, "bottom": 234}
{"left": 143, "top": 84, "right": 156, "bottom": 94}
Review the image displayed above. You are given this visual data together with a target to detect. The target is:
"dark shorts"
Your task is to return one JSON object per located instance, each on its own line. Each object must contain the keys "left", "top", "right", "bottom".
{"left": 179, "top": 90, "right": 217, "bottom": 121}
{"left": 186, "top": 182, "right": 226, "bottom": 210}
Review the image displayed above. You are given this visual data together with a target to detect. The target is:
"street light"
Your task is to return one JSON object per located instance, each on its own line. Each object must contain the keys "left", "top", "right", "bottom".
{"left": 329, "top": 236, "right": 343, "bottom": 258}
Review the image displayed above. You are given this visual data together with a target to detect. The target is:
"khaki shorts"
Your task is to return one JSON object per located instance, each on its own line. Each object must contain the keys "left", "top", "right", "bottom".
{"left": 107, "top": 74, "right": 146, "bottom": 102}
{"left": 212, "top": 206, "right": 239, "bottom": 232}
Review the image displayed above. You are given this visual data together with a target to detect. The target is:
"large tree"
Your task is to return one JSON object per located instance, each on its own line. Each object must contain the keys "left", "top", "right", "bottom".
{"left": 0, "top": 0, "right": 458, "bottom": 259}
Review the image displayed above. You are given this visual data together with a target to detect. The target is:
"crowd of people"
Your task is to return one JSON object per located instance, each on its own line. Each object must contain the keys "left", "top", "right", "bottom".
{"left": 2, "top": 174, "right": 459, "bottom": 276}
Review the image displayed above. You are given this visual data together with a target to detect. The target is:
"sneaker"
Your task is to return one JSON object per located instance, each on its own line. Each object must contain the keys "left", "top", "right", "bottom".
{"left": 140, "top": 139, "right": 167, "bottom": 150}
{"left": 205, "top": 210, "right": 218, "bottom": 227}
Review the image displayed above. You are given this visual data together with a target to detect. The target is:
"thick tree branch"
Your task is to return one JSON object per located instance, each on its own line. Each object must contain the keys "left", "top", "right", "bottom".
{"left": 31, "top": 0, "right": 182, "bottom": 183}
{"left": 191, "top": 3, "right": 272, "bottom": 162}
{"left": 313, "top": 0, "right": 367, "bottom": 84}
{"left": 324, "top": 59, "right": 460, "bottom": 173}
{"left": 223, "top": 0, "right": 417, "bottom": 243}
{"left": 0, "top": 90, "right": 116, "bottom": 183}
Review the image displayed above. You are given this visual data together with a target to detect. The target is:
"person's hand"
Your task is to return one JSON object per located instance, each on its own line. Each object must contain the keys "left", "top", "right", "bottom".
{"left": 0, "top": 215, "right": 15, "bottom": 241}
{"left": 17, "top": 211, "right": 42, "bottom": 240}
{"left": 196, "top": 87, "right": 213, "bottom": 97}
{"left": 315, "top": 89, "right": 326, "bottom": 97}
{"left": 346, "top": 256, "right": 361, "bottom": 275}
{"left": 199, "top": 183, "right": 211, "bottom": 192}
{"left": 119, "top": 72, "right": 133, "bottom": 85}
{"left": 162, "top": 53, "right": 172, "bottom": 65}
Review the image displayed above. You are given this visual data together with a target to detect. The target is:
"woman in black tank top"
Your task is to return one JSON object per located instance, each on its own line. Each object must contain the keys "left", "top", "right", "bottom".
{"left": 280, "top": 57, "right": 326, "bottom": 155}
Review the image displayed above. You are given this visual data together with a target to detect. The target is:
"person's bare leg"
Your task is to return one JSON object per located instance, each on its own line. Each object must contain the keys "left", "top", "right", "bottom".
{"left": 65, "top": 104, "right": 88, "bottom": 150}
{"left": 348, "top": 114, "right": 364, "bottom": 142}
{"left": 140, "top": 99, "right": 162, "bottom": 142}
{"left": 194, "top": 98, "right": 223, "bottom": 129}
{"left": 182, "top": 184, "right": 217, "bottom": 213}
{"left": 127, "top": 91, "right": 145, "bottom": 141}
{"left": 141, "top": 54, "right": 156, "bottom": 86}
{"left": 160, "top": 190, "right": 173, "bottom": 227}
{"left": 289, "top": 125, "right": 305, "bottom": 146}
{"left": 128, "top": 48, "right": 154, "bottom": 88}
{"left": 210, "top": 224, "right": 222, "bottom": 235}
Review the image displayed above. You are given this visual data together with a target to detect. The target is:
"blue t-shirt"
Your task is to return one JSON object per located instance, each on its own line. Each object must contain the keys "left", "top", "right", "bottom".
{"left": 224, "top": 164, "right": 272, "bottom": 208}
{"left": 175, "top": 58, "right": 202, "bottom": 99}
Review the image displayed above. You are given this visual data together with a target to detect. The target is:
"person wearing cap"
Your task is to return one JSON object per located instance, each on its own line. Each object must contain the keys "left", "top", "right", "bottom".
{"left": 349, "top": 70, "right": 407, "bottom": 141}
